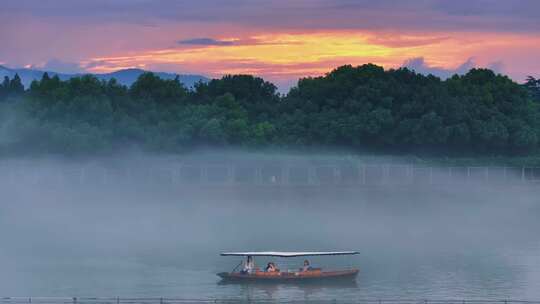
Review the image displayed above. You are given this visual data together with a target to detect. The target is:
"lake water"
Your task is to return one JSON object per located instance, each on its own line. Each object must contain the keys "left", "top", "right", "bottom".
{"left": 1, "top": 173, "right": 540, "bottom": 302}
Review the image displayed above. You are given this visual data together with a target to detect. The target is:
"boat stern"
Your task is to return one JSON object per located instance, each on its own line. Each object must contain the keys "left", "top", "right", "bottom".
{"left": 217, "top": 272, "right": 230, "bottom": 279}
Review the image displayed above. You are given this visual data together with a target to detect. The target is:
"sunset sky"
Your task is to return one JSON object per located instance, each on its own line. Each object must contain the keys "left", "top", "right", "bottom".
{"left": 2, "top": 0, "right": 539, "bottom": 88}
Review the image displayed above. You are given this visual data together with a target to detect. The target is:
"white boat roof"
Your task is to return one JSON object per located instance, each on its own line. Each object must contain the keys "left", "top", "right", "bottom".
{"left": 220, "top": 251, "right": 359, "bottom": 257}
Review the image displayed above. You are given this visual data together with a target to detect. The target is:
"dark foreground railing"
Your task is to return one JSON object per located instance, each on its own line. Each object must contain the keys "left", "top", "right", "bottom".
{"left": 2, "top": 298, "right": 540, "bottom": 304}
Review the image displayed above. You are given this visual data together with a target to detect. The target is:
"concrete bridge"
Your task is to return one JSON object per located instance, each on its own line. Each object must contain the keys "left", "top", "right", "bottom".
{"left": 1, "top": 159, "right": 539, "bottom": 188}
{"left": 0, "top": 297, "right": 538, "bottom": 304}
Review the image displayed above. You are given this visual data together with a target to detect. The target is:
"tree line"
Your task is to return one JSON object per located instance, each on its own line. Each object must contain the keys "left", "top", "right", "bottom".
{"left": 0, "top": 64, "right": 539, "bottom": 155}
{"left": 0, "top": 74, "right": 24, "bottom": 101}
{"left": 525, "top": 76, "right": 540, "bottom": 102}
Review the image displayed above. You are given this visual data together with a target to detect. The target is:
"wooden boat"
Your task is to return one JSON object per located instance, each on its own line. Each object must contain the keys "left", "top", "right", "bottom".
{"left": 217, "top": 251, "right": 359, "bottom": 283}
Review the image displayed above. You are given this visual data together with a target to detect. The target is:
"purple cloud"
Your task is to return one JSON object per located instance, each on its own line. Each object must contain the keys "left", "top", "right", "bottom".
{"left": 3, "top": 0, "right": 539, "bottom": 32}
{"left": 403, "top": 57, "right": 508, "bottom": 79}
{"left": 367, "top": 35, "right": 450, "bottom": 48}
{"left": 403, "top": 57, "right": 476, "bottom": 79}
{"left": 42, "top": 59, "right": 84, "bottom": 74}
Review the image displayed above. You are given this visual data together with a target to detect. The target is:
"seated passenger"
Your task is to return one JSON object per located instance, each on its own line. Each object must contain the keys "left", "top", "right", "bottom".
{"left": 265, "top": 262, "right": 278, "bottom": 272}
{"left": 240, "top": 256, "right": 254, "bottom": 274}
{"left": 301, "top": 259, "right": 312, "bottom": 272}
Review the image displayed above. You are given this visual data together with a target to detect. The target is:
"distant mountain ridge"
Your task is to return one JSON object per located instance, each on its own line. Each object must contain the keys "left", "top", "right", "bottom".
{"left": 0, "top": 65, "right": 209, "bottom": 88}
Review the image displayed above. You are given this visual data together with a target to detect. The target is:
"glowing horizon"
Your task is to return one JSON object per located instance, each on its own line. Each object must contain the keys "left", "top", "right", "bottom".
{"left": 2, "top": 1, "right": 539, "bottom": 87}
{"left": 78, "top": 30, "right": 540, "bottom": 85}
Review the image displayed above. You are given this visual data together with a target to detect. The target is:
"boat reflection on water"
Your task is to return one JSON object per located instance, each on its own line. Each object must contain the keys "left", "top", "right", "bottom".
{"left": 218, "top": 278, "right": 359, "bottom": 301}
{"left": 218, "top": 278, "right": 359, "bottom": 287}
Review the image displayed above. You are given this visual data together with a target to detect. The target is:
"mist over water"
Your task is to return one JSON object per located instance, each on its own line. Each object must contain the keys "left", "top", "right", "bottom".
{"left": 1, "top": 152, "right": 540, "bottom": 301}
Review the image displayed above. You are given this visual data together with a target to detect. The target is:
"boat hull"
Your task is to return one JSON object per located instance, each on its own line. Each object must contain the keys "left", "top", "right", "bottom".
{"left": 217, "top": 269, "right": 359, "bottom": 283}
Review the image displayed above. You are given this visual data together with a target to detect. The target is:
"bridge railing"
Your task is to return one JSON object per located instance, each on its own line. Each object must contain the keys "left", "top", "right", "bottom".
{"left": 1, "top": 160, "right": 539, "bottom": 187}
{"left": 1, "top": 298, "right": 540, "bottom": 304}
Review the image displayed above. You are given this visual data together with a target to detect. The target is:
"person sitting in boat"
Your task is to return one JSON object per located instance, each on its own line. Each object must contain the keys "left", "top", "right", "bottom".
{"left": 301, "top": 259, "right": 312, "bottom": 272}
{"left": 240, "top": 256, "right": 254, "bottom": 274}
{"left": 265, "top": 262, "right": 279, "bottom": 272}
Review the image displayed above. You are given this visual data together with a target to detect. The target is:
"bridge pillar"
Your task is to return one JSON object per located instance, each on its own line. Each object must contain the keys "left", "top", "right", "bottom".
{"left": 201, "top": 166, "right": 208, "bottom": 183}
{"left": 226, "top": 165, "right": 235, "bottom": 184}
{"left": 255, "top": 166, "right": 262, "bottom": 184}
{"left": 103, "top": 168, "right": 109, "bottom": 185}
{"left": 307, "top": 166, "right": 316, "bottom": 185}
{"left": 333, "top": 166, "right": 341, "bottom": 184}
{"left": 382, "top": 164, "right": 389, "bottom": 185}
{"left": 360, "top": 165, "right": 366, "bottom": 185}
{"left": 281, "top": 166, "right": 289, "bottom": 185}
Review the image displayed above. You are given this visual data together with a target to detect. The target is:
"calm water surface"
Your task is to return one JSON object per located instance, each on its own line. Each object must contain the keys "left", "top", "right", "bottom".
{"left": 2, "top": 182, "right": 540, "bottom": 302}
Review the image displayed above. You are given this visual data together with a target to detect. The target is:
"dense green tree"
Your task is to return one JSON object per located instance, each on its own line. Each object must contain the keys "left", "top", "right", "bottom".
{"left": 0, "top": 74, "right": 24, "bottom": 102}
{"left": 278, "top": 66, "right": 537, "bottom": 154}
{"left": 192, "top": 75, "right": 280, "bottom": 121}
{"left": 9, "top": 74, "right": 24, "bottom": 95}
{"left": 525, "top": 76, "right": 540, "bottom": 102}
{"left": 0, "top": 77, "right": 9, "bottom": 101}
{"left": 1, "top": 64, "right": 539, "bottom": 155}
{"left": 129, "top": 72, "right": 187, "bottom": 105}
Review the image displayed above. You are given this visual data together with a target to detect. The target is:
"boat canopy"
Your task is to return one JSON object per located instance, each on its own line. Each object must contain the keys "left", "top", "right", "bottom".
{"left": 220, "top": 251, "right": 359, "bottom": 257}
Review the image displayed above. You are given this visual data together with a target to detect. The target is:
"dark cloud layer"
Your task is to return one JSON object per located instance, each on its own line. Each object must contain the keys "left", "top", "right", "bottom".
{"left": 41, "top": 59, "right": 84, "bottom": 74}
{"left": 176, "top": 37, "right": 272, "bottom": 47}
{"left": 3, "top": 0, "right": 539, "bottom": 32}
{"left": 178, "top": 38, "right": 235, "bottom": 46}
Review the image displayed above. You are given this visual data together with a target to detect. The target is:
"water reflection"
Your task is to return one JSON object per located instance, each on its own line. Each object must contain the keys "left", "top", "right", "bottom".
{"left": 219, "top": 280, "right": 359, "bottom": 302}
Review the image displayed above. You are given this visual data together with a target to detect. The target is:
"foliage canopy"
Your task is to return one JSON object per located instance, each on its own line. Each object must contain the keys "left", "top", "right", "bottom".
{"left": 1, "top": 65, "right": 539, "bottom": 155}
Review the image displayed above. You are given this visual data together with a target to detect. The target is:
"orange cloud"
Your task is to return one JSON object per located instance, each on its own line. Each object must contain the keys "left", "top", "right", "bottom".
{"left": 82, "top": 30, "right": 540, "bottom": 84}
